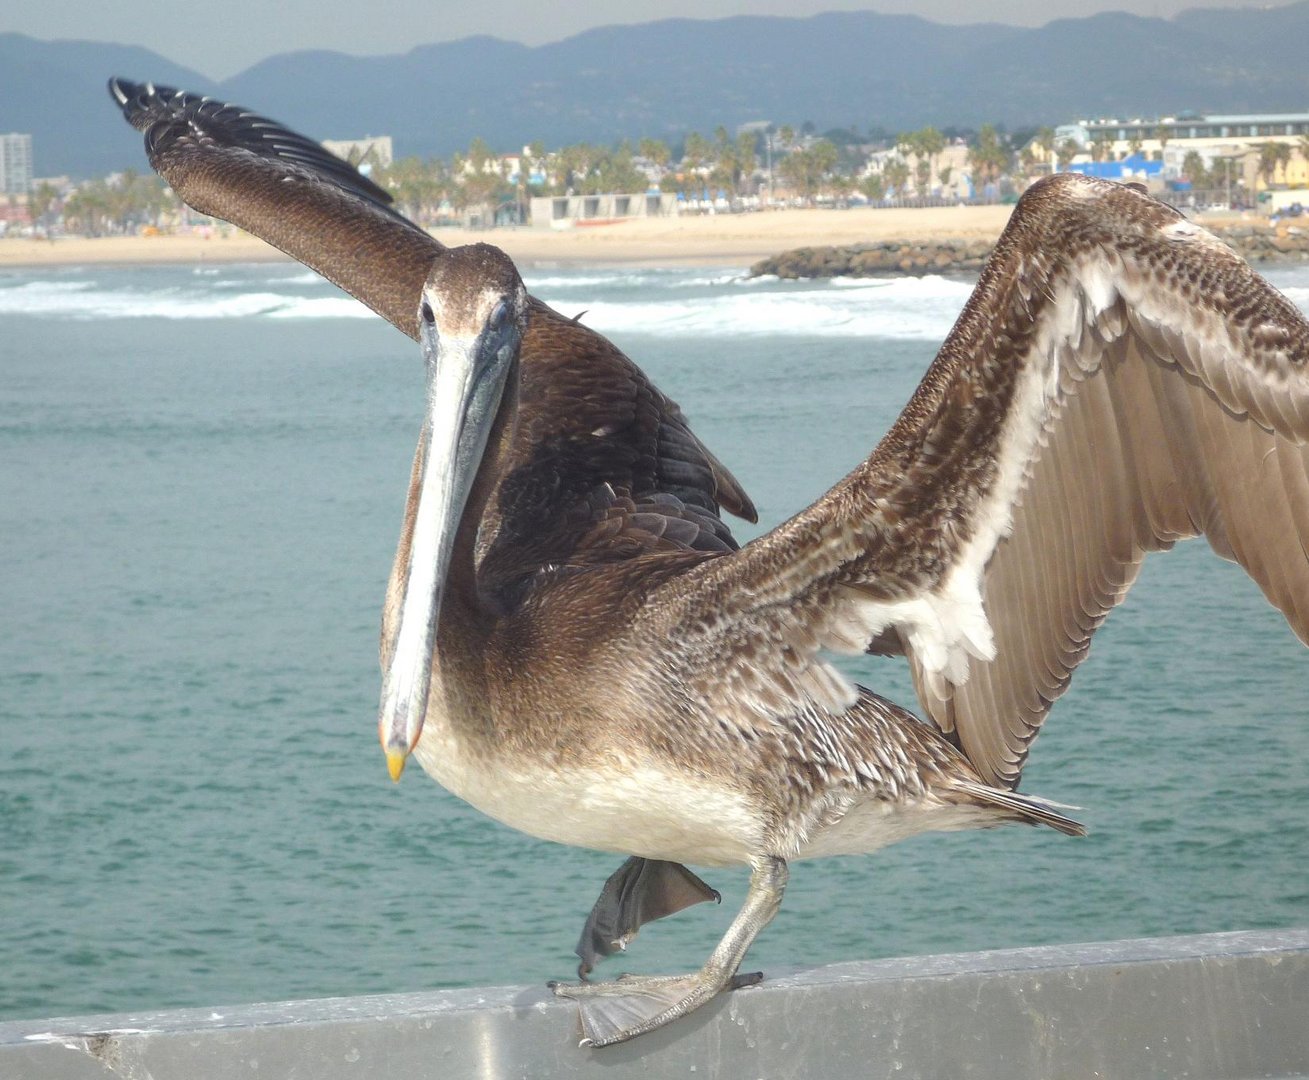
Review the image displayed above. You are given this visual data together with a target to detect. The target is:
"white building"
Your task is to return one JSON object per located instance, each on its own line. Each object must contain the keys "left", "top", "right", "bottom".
{"left": 1050, "top": 111, "right": 1309, "bottom": 192}
{"left": 321, "top": 135, "right": 394, "bottom": 172}
{"left": 530, "top": 192, "right": 678, "bottom": 227}
{"left": 861, "top": 142, "right": 972, "bottom": 201}
{"left": 0, "top": 133, "right": 34, "bottom": 195}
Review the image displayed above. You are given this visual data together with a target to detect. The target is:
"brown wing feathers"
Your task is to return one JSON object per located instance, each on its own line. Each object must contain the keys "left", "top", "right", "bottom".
{"left": 109, "top": 78, "right": 441, "bottom": 340}
{"left": 660, "top": 174, "right": 1309, "bottom": 787}
{"left": 900, "top": 180, "right": 1309, "bottom": 784}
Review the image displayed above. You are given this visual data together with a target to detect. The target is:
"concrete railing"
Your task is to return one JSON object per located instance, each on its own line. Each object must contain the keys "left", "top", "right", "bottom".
{"left": 3, "top": 928, "right": 1306, "bottom": 1079}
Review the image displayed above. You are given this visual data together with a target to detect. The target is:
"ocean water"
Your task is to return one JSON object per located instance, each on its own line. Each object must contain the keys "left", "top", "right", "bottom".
{"left": 1, "top": 258, "right": 1307, "bottom": 1023}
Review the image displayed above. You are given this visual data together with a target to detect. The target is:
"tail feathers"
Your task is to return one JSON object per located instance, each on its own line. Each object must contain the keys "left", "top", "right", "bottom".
{"left": 955, "top": 780, "right": 1087, "bottom": 837}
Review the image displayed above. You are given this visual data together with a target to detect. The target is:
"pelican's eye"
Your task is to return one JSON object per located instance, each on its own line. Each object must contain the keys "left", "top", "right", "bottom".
{"left": 420, "top": 300, "right": 435, "bottom": 325}
{"left": 488, "top": 299, "right": 509, "bottom": 333}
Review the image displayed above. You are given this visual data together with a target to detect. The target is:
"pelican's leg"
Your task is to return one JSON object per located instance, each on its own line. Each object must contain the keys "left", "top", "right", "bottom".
{"left": 551, "top": 856, "right": 788, "bottom": 1047}
{"left": 576, "top": 858, "right": 722, "bottom": 978}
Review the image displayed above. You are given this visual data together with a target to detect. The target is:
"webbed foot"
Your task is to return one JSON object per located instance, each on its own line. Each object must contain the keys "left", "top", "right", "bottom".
{"left": 575, "top": 858, "right": 720, "bottom": 978}
{"left": 549, "top": 969, "right": 762, "bottom": 1047}
{"left": 553, "top": 856, "right": 788, "bottom": 1047}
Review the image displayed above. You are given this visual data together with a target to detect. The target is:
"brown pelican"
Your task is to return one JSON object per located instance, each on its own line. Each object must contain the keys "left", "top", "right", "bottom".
{"left": 110, "top": 78, "right": 1309, "bottom": 1047}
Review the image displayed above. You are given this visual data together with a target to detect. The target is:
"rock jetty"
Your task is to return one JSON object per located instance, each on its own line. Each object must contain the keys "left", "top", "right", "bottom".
{"left": 750, "top": 238, "right": 994, "bottom": 279}
{"left": 749, "top": 221, "right": 1309, "bottom": 279}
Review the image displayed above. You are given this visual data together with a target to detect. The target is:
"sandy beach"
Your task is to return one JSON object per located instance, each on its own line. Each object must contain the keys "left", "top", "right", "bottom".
{"left": 0, "top": 205, "right": 1017, "bottom": 270}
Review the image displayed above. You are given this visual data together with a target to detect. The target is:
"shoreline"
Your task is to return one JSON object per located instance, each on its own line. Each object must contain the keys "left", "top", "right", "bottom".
{"left": 2, "top": 205, "right": 1290, "bottom": 275}
{"left": 0, "top": 205, "right": 1017, "bottom": 271}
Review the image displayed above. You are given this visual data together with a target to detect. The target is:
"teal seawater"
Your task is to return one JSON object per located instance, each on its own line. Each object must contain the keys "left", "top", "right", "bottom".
{"left": 1, "top": 261, "right": 1307, "bottom": 1021}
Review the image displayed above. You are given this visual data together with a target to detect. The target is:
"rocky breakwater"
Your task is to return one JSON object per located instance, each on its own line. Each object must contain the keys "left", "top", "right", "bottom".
{"left": 749, "top": 219, "right": 1309, "bottom": 280}
{"left": 1206, "top": 221, "right": 1309, "bottom": 263}
{"left": 750, "top": 237, "right": 995, "bottom": 279}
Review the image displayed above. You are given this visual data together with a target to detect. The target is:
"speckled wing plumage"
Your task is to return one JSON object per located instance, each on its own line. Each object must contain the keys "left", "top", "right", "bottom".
{"left": 108, "top": 78, "right": 756, "bottom": 586}
{"left": 655, "top": 173, "right": 1309, "bottom": 788}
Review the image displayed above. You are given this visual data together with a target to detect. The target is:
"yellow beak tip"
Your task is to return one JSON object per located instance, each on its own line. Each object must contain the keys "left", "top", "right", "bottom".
{"left": 386, "top": 750, "right": 408, "bottom": 783}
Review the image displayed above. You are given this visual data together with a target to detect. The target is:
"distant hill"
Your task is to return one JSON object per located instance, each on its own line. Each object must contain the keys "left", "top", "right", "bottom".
{"left": 0, "top": 33, "right": 214, "bottom": 177}
{"left": 5, "top": 3, "right": 1309, "bottom": 178}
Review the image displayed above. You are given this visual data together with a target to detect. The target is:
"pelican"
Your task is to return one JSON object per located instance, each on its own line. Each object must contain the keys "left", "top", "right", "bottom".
{"left": 111, "top": 78, "right": 1309, "bottom": 1047}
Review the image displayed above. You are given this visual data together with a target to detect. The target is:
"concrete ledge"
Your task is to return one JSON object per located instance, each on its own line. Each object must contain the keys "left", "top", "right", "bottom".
{"left": 3, "top": 929, "right": 1306, "bottom": 1079}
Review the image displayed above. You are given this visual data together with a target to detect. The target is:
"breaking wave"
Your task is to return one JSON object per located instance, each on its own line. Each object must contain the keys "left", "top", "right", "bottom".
{"left": 4, "top": 264, "right": 1305, "bottom": 341}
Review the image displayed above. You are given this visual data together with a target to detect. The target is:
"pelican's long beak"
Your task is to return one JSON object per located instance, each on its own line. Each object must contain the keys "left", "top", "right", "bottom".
{"left": 378, "top": 295, "right": 518, "bottom": 781}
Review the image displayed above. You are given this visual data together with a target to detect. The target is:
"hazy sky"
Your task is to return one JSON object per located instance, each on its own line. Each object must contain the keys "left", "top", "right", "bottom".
{"left": 4, "top": 0, "right": 1290, "bottom": 81}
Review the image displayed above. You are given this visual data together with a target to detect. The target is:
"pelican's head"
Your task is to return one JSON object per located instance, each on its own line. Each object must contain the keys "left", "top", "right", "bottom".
{"left": 378, "top": 244, "right": 528, "bottom": 781}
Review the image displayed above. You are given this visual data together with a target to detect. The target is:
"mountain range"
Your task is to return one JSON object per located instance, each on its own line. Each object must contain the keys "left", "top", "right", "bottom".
{"left": 4, "top": 2, "right": 1309, "bottom": 179}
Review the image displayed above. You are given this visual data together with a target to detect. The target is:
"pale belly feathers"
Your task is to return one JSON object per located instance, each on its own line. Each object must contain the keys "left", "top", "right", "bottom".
{"left": 409, "top": 714, "right": 996, "bottom": 867}
{"left": 410, "top": 724, "right": 764, "bottom": 867}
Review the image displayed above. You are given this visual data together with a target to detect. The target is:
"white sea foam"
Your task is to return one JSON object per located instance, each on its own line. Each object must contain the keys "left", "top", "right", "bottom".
{"left": 0, "top": 281, "right": 292, "bottom": 319}
{"left": 1279, "top": 286, "right": 1309, "bottom": 313}
{"left": 524, "top": 273, "right": 643, "bottom": 290}
{"left": 8, "top": 265, "right": 1297, "bottom": 336}
{"left": 0, "top": 266, "right": 970, "bottom": 337}
{"left": 524, "top": 268, "right": 747, "bottom": 291}
{"left": 275, "top": 270, "right": 328, "bottom": 286}
{"left": 541, "top": 278, "right": 971, "bottom": 340}
{"left": 0, "top": 279, "right": 368, "bottom": 321}
{"left": 673, "top": 271, "right": 751, "bottom": 288}
{"left": 266, "top": 296, "right": 372, "bottom": 319}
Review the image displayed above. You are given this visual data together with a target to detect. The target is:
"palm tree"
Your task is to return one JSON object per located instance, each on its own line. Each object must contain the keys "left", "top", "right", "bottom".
{"left": 378, "top": 156, "right": 442, "bottom": 223}
{"left": 894, "top": 131, "right": 920, "bottom": 191}
{"left": 555, "top": 143, "right": 599, "bottom": 195}
{"left": 709, "top": 127, "right": 738, "bottom": 195}
{"left": 859, "top": 173, "right": 885, "bottom": 202}
{"left": 518, "top": 140, "right": 549, "bottom": 218}
{"left": 639, "top": 138, "right": 671, "bottom": 170}
{"left": 914, "top": 150, "right": 932, "bottom": 193}
{"left": 734, "top": 131, "right": 758, "bottom": 196}
{"left": 63, "top": 182, "right": 109, "bottom": 236}
{"left": 777, "top": 139, "right": 838, "bottom": 204}
{"left": 680, "top": 131, "right": 713, "bottom": 196}
{"left": 882, "top": 158, "right": 910, "bottom": 198}
{"left": 1182, "top": 150, "right": 1208, "bottom": 188}
{"left": 445, "top": 152, "right": 469, "bottom": 216}
{"left": 968, "top": 124, "right": 1012, "bottom": 195}
{"left": 596, "top": 142, "right": 647, "bottom": 195}
{"left": 915, "top": 126, "right": 946, "bottom": 193}
{"left": 1257, "top": 141, "right": 1292, "bottom": 189}
{"left": 1153, "top": 123, "right": 1171, "bottom": 162}
{"left": 638, "top": 137, "right": 671, "bottom": 190}
{"left": 1056, "top": 139, "right": 1080, "bottom": 170}
{"left": 28, "top": 181, "right": 58, "bottom": 233}
{"left": 1035, "top": 126, "right": 1056, "bottom": 165}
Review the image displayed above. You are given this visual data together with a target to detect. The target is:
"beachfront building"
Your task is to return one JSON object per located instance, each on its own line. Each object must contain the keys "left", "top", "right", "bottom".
{"left": 0, "top": 133, "right": 34, "bottom": 195}
{"left": 861, "top": 141, "right": 972, "bottom": 202}
{"left": 529, "top": 191, "right": 678, "bottom": 228}
{"left": 321, "top": 135, "right": 394, "bottom": 173}
{"left": 1083, "top": 112, "right": 1309, "bottom": 153}
{"left": 1063, "top": 112, "right": 1309, "bottom": 192}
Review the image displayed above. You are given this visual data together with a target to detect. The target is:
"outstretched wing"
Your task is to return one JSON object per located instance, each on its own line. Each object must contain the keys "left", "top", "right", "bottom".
{"left": 108, "top": 79, "right": 756, "bottom": 583}
{"left": 109, "top": 77, "right": 438, "bottom": 336}
{"left": 649, "top": 173, "right": 1309, "bottom": 787}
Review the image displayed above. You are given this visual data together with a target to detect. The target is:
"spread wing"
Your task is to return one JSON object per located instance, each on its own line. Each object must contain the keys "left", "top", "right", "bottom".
{"left": 650, "top": 173, "right": 1309, "bottom": 787}
{"left": 108, "top": 79, "right": 756, "bottom": 587}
